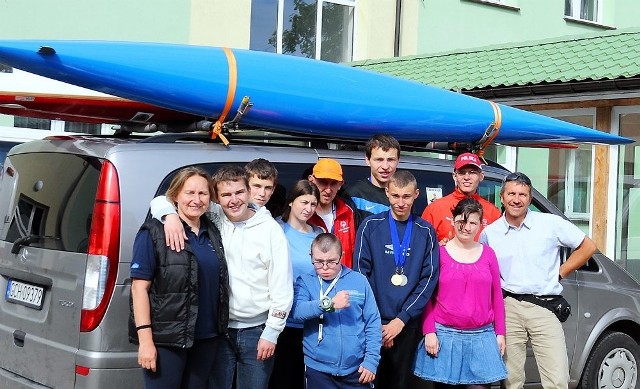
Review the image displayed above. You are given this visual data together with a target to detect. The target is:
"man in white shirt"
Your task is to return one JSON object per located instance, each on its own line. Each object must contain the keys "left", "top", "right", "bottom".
{"left": 480, "top": 172, "right": 596, "bottom": 389}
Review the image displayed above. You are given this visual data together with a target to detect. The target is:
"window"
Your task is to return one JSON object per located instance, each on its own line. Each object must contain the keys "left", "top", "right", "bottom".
{"left": 0, "top": 142, "right": 20, "bottom": 164}
{"left": 3, "top": 153, "right": 101, "bottom": 253}
{"left": 65, "top": 121, "right": 101, "bottom": 135}
{"left": 516, "top": 112, "right": 595, "bottom": 234}
{"left": 250, "top": 0, "right": 278, "bottom": 53}
{"left": 565, "top": 0, "right": 600, "bottom": 22}
{"left": 615, "top": 112, "right": 640, "bottom": 282}
{"left": 14, "top": 117, "right": 51, "bottom": 130}
{"left": 250, "top": 0, "right": 356, "bottom": 63}
{"left": 319, "top": 1, "right": 354, "bottom": 63}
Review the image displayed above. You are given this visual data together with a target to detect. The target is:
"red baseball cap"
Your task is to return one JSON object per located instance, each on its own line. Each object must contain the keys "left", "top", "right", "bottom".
{"left": 454, "top": 153, "right": 482, "bottom": 171}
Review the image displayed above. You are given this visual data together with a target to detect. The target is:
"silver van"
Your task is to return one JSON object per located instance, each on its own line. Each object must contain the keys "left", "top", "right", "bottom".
{"left": 0, "top": 133, "right": 638, "bottom": 388}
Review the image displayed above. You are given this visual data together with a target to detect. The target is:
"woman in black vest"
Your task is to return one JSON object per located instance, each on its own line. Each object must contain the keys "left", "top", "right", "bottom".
{"left": 130, "top": 166, "right": 229, "bottom": 388}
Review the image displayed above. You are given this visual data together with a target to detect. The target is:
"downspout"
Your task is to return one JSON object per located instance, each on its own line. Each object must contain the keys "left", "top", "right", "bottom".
{"left": 394, "top": 0, "right": 401, "bottom": 57}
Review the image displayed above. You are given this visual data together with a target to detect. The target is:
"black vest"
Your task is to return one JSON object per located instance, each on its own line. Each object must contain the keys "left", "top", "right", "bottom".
{"left": 129, "top": 217, "right": 229, "bottom": 348}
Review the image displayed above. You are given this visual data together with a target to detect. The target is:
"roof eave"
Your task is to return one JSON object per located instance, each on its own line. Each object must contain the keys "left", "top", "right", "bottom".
{"left": 462, "top": 77, "right": 640, "bottom": 99}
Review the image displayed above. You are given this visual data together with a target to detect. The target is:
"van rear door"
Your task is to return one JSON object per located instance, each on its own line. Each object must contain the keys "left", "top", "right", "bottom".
{"left": 0, "top": 152, "right": 101, "bottom": 388}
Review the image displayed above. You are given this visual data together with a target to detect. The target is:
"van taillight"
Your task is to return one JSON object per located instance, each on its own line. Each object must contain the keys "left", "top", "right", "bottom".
{"left": 80, "top": 160, "right": 120, "bottom": 332}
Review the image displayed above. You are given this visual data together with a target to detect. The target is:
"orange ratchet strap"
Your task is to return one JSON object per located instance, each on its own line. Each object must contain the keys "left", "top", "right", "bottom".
{"left": 210, "top": 47, "right": 237, "bottom": 146}
{"left": 477, "top": 101, "right": 502, "bottom": 161}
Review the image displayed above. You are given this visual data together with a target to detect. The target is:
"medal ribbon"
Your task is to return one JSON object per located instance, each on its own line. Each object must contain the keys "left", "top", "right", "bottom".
{"left": 317, "top": 269, "right": 342, "bottom": 343}
{"left": 388, "top": 211, "right": 413, "bottom": 271}
{"left": 318, "top": 269, "right": 342, "bottom": 301}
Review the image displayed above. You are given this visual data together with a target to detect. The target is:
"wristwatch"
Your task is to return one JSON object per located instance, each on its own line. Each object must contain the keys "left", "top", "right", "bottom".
{"left": 320, "top": 297, "right": 335, "bottom": 312}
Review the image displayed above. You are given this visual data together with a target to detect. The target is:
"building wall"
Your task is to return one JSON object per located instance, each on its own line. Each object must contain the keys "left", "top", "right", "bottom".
{"left": 2, "top": 1, "right": 639, "bottom": 59}
{"left": 189, "top": 0, "right": 251, "bottom": 47}
{"left": 0, "top": 0, "right": 192, "bottom": 43}
{"left": 353, "top": 0, "right": 397, "bottom": 60}
{"left": 413, "top": 0, "right": 640, "bottom": 55}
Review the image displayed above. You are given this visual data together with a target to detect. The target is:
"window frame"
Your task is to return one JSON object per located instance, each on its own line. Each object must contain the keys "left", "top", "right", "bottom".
{"left": 610, "top": 106, "right": 640, "bottom": 276}
{"left": 532, "top": 108, "right": 596, "bottom": 224}
{"left": 314, "top": 0, "right": 356, "bottom": 62}
{"left": 256, "top": 0, "right": 358, "bottom": 62}
{"left": 564, "top": 0, "right": 601, "bottom": 23}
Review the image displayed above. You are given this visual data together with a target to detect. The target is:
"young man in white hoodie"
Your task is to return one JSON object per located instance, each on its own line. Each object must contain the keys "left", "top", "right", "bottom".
{"left": 150, "top": 165, "right": 292, "bottom": 389}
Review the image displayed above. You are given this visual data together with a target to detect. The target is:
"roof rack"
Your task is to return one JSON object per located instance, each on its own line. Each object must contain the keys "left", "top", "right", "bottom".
{"left": 138, "top": 132, "right": 213, "bottom": 143}
{"left": 137, "top": 129, "right": 482, "bottom": 157}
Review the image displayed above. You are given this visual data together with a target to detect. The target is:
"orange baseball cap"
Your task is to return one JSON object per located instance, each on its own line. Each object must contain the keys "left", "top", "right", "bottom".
{"left": 313, "top": 158, "right": 343, "bottom": 182}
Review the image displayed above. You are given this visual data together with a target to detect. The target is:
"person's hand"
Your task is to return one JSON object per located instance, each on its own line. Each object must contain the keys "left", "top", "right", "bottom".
{"left": 439, "top": 231, "right": 454, "bottom": 246}
{"left": 138, "top": 339, "right": 157, "bottom": 372}
{"left": 425, "top": 333, "right": 439, "bottom": 356}
{"left": 358, "top": 366, "right": 375, "bottom": 383}
{"left": 382, "top": 338, "right": 394, "bottom": 349}
{"left": 332, "top": 291, "right": 350, "bottom": 309}
{"left": 256, "top": 338, "right": 276, "bottom": 361}
{"left": 496, "top": 334, "right": 506, "bottom": 356}
{"left": 164, "top": 214, "right": 187, "bottom": 252}
{"left": 382, "top": 318, "right": 405, "bottom": 344}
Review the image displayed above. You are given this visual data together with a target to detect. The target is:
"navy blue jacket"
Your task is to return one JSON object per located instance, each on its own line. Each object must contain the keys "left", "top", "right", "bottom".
{"left": 346, "top": 179, "right": 390, "bottom": 221}
{"left": 354, "top": 212, "right": 439, "bottom": 326}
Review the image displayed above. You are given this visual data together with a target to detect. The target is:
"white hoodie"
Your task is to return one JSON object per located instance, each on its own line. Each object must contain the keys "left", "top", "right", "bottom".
{"left": 150, "top": 197, "right": 293, "bottom": 344}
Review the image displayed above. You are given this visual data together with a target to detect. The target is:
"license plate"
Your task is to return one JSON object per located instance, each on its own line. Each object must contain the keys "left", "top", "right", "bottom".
{"left": 5, "top": 279, "right": 45, "bottom": 310}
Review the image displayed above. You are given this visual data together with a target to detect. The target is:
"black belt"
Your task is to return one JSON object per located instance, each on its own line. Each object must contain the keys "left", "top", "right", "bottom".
{"left": 502, "top": 290, "right": 560, "bottom": 302}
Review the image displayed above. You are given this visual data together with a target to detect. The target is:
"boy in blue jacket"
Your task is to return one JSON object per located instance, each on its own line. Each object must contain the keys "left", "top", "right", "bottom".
{"left": 354, "top": 170, "right": 439, "bottom": 389}
{"left": 292, "top": 233, "right": 382, "bottom": 388}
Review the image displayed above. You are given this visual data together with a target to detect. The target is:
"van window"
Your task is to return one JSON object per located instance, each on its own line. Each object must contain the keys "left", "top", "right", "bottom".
{"left": 2, "top": 153, "right": 101, "bottom": 253}
{"left": 157, "top": 163, "right": 506, "bottom": 218}
{"left": 0, "top": 141, "right": 20, "bottom": 164}
{"left": 156, "top": 161, "right": 338, "bottom": 209}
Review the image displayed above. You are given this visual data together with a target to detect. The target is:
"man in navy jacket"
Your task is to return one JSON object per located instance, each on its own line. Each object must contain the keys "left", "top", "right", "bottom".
{"left": 354, "top": 170, "right": 439, "bottom": 389}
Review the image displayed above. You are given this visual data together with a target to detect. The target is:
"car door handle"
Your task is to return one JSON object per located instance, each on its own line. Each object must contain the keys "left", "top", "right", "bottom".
{"left": 0, "top": 266, "right": 53, "bottom": 288}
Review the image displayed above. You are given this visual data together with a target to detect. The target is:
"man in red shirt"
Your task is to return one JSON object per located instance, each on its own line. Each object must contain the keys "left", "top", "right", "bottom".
{"left": 307, "top": 158, "right": 358, "bottom": 267}
{"left": 421, "top": 153, "right": 501, "bottom": 245}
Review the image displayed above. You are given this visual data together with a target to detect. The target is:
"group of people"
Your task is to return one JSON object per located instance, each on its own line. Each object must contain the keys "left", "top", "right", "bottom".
{"left": 129, "top": 134, "right": 597, "bottom": 389}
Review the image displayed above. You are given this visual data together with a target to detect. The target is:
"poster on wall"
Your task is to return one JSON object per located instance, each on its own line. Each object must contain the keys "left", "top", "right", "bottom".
{"left": 425, "top": 187, "right": 443, "bottom": 205}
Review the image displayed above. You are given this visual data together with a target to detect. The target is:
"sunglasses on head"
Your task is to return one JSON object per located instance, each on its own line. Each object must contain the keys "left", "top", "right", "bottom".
{"left": 503, "top": 172, "right": 532, "bottom": 186}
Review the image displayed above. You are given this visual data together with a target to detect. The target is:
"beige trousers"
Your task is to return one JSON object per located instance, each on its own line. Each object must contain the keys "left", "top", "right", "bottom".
{"left": 502, "top": 297, "right": 569, "bottom": 389}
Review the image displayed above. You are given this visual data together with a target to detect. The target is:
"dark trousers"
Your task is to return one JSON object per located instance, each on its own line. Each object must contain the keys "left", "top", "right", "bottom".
{"left": 143, "top": 337, "right": 221, "bottom": 389}
{"left": 268, "top": 326, "right": 305, "bottom": 389}
{"left": 375, "top": 325, "right": 432, "bottom": 389}
{"left": 305, "top": 366, "right": 373, "bottom": 389}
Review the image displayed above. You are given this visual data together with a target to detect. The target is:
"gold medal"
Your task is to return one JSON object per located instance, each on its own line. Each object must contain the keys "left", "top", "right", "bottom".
{"left": 391, "top": 273, "right": 403, "bottom": 286}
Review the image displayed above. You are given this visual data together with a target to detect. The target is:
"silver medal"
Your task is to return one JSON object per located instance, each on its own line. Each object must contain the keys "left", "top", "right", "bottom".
{"left": 399, "top": 274, "right": 408, "bottom": 286}
{"left": 391, "top": 273, "right": 403, "bottom": 286}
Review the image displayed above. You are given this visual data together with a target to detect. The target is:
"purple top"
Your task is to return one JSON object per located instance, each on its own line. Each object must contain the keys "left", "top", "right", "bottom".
{"left": 422, "top": 244, "right": 506, "bottom": 336}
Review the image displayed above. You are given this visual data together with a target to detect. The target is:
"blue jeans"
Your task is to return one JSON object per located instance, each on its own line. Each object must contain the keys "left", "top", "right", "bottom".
{"left": 210, "top": 325, "right": 275, "bottom": 389}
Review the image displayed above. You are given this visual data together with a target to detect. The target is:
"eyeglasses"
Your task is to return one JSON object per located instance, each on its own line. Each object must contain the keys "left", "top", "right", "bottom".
{"left": 503, "top": 172, "right": 532, "bottom": 186}
{"left": 311, "top": 259, "right": 341, "bottom": 269}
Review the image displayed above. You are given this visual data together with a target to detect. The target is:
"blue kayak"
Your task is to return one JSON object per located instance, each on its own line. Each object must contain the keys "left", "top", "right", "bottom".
{"left": 0, "top": 40, "right": 632, "bottom": 145}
